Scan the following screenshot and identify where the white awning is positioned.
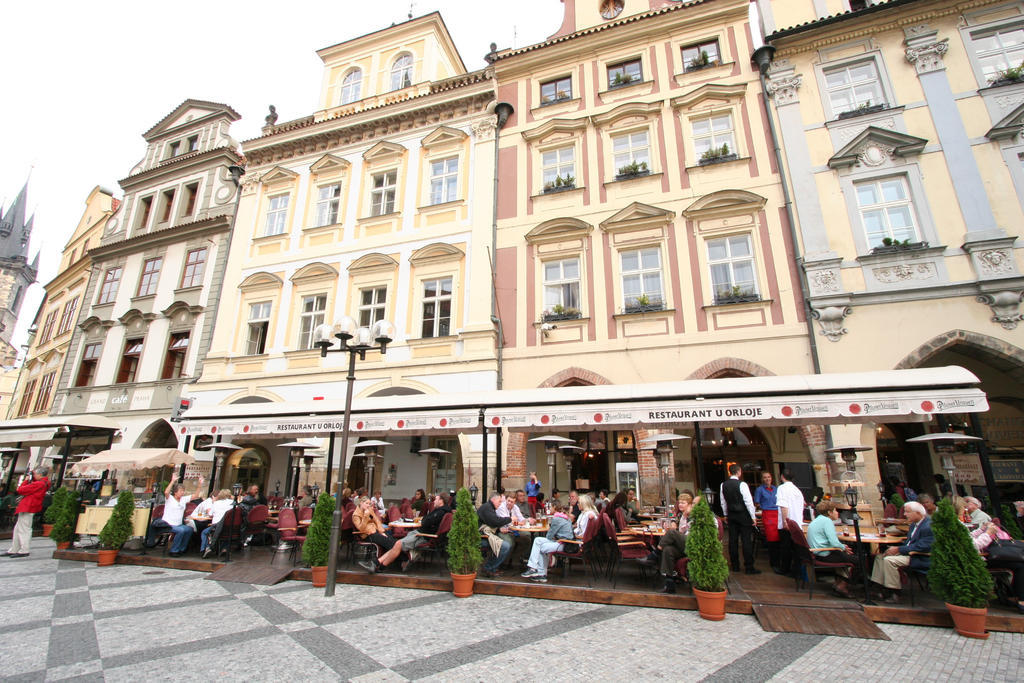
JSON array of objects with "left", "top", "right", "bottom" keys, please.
[
  {"left": 177, "top": 366, "right": 987, "bottom": 436},
  {"left": 70, "top": 448, "right": 193, "bottom": 475},
  {"left": 0, "top": 415, "right": 121, "bottom": 446}
]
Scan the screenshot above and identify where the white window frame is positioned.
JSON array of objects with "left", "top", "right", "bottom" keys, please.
[
  {"left": 97, "top": 267, "right": 122, "bottom": 305},
  {"left": 542, "top": 146, "right": 576, "bottom": 189},
  {"left": 692, "top": 112, "right": 736, "bottom": 159},
  {"left": 391, "top": 54, "right": 413, "bottom": 91},
  {"left": 542, "top": 258, "right": 581, "bottom": 314},
  {"left": 420, "top": 277, "right": 453, "bottom": 338},
  {"left": 246, "top": 301, "right": 271, "bottom": 355},
  {"left": 297, "top": 294, "right": 327, "bottom": 350},
  {"left": 620, "top": 248, "right": 664, "bottom": 309},
  {"left": 682, "top": 40, "right": 721, "bottom": 71},
  {"left": 370, "top": 170, "right": 397, "bottom": 216},
  {"left": 429, "top": 157, "right": 459, "bottom": 205},
  {"left": 612, "top": 130, "right": 650, "bottom": 173},
  {"left": 540, "top": 76, "right": 573, "bottom": 105},
  {"left": 964, "top": 19, "right": 1024, "bottom": 86},
  {"left": 340, "top": 68, "right": 362, "bottom": 105},
  {"left": 852, "top": 176, "right": 923, "bottom": 249},
  {"left": 264, "top": 194, "right": 289, "bottom": 236},
  {"left": 816, "top": 54, "right": 895, "bottom": 119},
  {"left": 314, "top": 183, "right": 342, "bottom": 227},
  {"left": 358, "top": 286, "right": 387, "bottom": 327},
  {"left": 707, "top": 235, "right": 759, "bottom": 303}
]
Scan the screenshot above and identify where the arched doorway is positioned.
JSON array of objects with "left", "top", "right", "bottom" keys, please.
[
  {"left": 136, "top": 420, "right": 177, "bottom": 448},
  {"left": 695, "top": 426, "right": 772, "bottom": 495},
  {"left": 225, "top": 446, "right": 270, "bottom": 493}
]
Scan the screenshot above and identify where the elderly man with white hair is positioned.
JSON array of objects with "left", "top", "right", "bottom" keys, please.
[
  {"left": 870, "top": 501, "right": 933, "bottom": 603},
  {"left": 964, "top": 497, "right": 991, "bottom": 526}
]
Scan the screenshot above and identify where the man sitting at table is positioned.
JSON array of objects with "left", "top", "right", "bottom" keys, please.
[
  {"left": 513, "top": 490, "right": 531, "bottom": 520},
  {"left": 806, "top": 500, "right": 855, "bottom": 598},
  {"left": 238, "top": 484, "right": 266, "bottom": 513},
  {"left": 354, "top": 496, "right": 405, "bottom": 572},
  {"left": 478, "top": 492, "right": 513, "bottom": 577},
  {"left": 964, "top": 497, "right": 992, "bottom": 526},
  {"left": 200, "top": 489, "right": 236, "bottom": 557},
  {"left": 401, "top": 492, "right": 451, "bottom": 563},
  {"left": 146, "top": 476, "right": 204, "bottom": 555},
  {"left": 870, "top": 501, "right": 933, "bottom": 603}
]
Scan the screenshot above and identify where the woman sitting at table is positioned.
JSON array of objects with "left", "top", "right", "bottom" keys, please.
[
  {"left": 353, "top": 496, "right": 405, "bottom": 573},
  {"left": 297, "top": 485, "right": 314, "bottom": 509},
  {"left": 521, "top": 496, "right": 598, "bottom": 583},
  {"left": 971, "top": 522, "right": 1024, "bottom": 613},
  {"left": 370, "top": 490, "right": 386, "bottom": 516},
  {"left": 607, "top": 492, "right": 631, "bottom": 529},
  {"left": 200, "top": 490, "right": 237, "bottom": 557},
  {"left": 651, "top": 493, "right": 694, "bottom": 594},
  {"left": 806, "top": 500, "right": 855, "bottom": 598},
  {"left": 411, "top": 489, "right": 427, "bottom": 514}
]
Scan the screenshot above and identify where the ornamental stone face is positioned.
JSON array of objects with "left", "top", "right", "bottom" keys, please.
[
  {"left": 471, "top": 116, "right": 497, "bottom": 140},
  {"left": 977, "top": 249, "right": 1014, "bottom": 276},
  {"left": 811, "top": 305, "right": 852, "bottom": 342},
  {"left": 809, "top": 269, "right": 840, "bottom": 295}
]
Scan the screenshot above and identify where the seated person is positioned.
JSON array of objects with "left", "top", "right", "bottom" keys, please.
[
  {"left": 870, "top": 501, "right": 932, "bottom": 603},
  {"left": 400, "top": 493, "right": 451, "bottom": 562},
  {"left": 626, "top": 489, "right": 640, "bottom": 521},
  {"left": 567, "top": 490, "right": 581, "bottom": 521},
  {"left": 145, "top": 476, "right": 204, "bottom": 556},
  {"left": 354, "top": 496, "right": 404, "bottom": 573},
  {"left": 964, "top": 497, "right": 992, "bottom": 526},
  {"left": 521, "top": 498, "right": 598, "bottom": 583},
  {"left": 917, "top": 493, "right": 937, "bottom": 517},
  {"left": 606, "top": 492, "right": 631, "bottom": 529},
  {"left": 477, "top": 492, "right": 513, "bottom": 577},
  {"left": 238, "top": 485, "right": 266, "bottom": 513},
  {"left": 506, "top": 494, "right": 529, "bottom": 525},
  {"left": 370, "top": 490, "right": 386, "bottom": 516},
  {"left": 513, "top": 490, "right": 531, "bottom": 520},
  {"left": 651, "top": 494, "right": 694, "bottom": 594},
  {"left": 297, "top": 485, "right": 314, "bottom": 509},
  {"left": 596, "top": 490, "right": 610, "bottom": 511},
  {"left": 411, "top": 489, "right": 427, "bottom": 514},
  {"left": 200, "top": 490, "right": 237, "bottom": 557},
  {"left": 805, "top": 500, "right": 855, "bottom": 598},
  {"left": 972, "top": 522, "right": 1024, "bottom": 614}
]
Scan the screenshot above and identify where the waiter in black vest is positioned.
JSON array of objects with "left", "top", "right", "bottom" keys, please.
[{"left": 719, "top": 463, "right": 761, "bottom": 574}]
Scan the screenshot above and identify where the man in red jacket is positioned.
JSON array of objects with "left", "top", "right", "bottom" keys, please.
[{"left": 3, "top": 466, "right": 50, "bottom": 558}]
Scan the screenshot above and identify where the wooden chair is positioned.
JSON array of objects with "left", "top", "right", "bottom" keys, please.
[
  {"left": 899, "top": 552, "right": 930, "bottom": 606},
  {"left": 786, "top": 519, "right": 855, "bottom": 599},
  {"left": 415, "top": 512, "right": 453, "bottom": 575},
  {"left": 550, "top": 513, "right": 603, "bottom": 586}
]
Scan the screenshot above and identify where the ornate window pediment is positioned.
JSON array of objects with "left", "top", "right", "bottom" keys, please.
[
  {"left": 590, "top": 101, "right": 661, "bottom": 129},
  {"left": 347, "top": 253, "right": 399, "bottom": 273},
  {"left": 683, "top": 190, "right": 767, "bottom": 220},
  {"left": 409, "top": 242, "right": 464, "bottom": 265},
  {"left": 118, "top": 308, "right": 157, "bottom": 326},
  {"left": 78, "top": 315, "right": 113, "bottom": 335},
  {"left": 238, "top": 271, "right": 284, "bottom": 291},
  {"left": 522, "top": 117, "right": 588, "bottom": 143},
  {"left": 363, "top": 141, "right": 406, "bottom": 162},
  {"left": 525, "top": 217, "right": 593, "bottom": 245},
  {"left": 827, "top": 126, "right": 927, "bottom": 169},
  {"left": 309, "top": 154, "right": 350, "bottom": 174},
  {"left": 670, "top": 82, "right": 747, "bottom": 111},
  {"left": 260, "top": 166, "right": 299, "bottom": 184},
  {"left": 289, "top": 262, "right": 339, "bottom": 284},
  {"left": 986, "top": 101, "right": 1024, "bottom": 140},
  {"left": 421, "top": 126, "right": 468, "bottom": 148},
  {"left": 163, "top": 300, "right": 203, "bottom": 329},
  {"left": 600, "top": 202, "right": 675, "bottom": 233}
]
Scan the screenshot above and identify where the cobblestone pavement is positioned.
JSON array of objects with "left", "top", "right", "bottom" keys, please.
[{"left": 1, "top": 537, "right": 1021, "bottom": 682}]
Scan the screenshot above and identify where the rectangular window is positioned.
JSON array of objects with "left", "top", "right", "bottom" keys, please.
[
  {"left": 117, "top": 338, "right": 144, "bottom": 384},
  {"left": 358, "top": 286, "right": 387, "bottom": 327},
  {"left": 543, "top": 258, "right": 580, "bottom": 313},
  {"left": 429, "top": 157, "right": 459, "bottom": 205},
  {"left": 264, "top": 194, "right": 289, "bottom": 236},
  {"left": 972, "top": 26, "right": 1024, "bottom": 82},
  {"left": 540, "top": 76, "right": 573, "bottom": 105},
  {"left": 187, "top": 135, "right": 199, "bottom": 152},
  {"left": 75, "top": 342, "right": 102, "bottom": 387},
  {"left": 682, "top": 40, "right": 721, "bottom": 71},
  {"left": 708, "top": 235, "right": 758, "bottom": 303},
  {"left": 183, "top": 183, "right": 199, "bottom": 216},
  {"left": 97, "top": 267, "right": 122, "bottom": 305},
  {"left": 17, "top": 379, "right": 36, "bottom": 417},
  {"left": 57, "top": 296, "right": 79, "bottom": 336},
  {"left": 621, "top": 248, "right": 663, "bottom": 309},
  {"left": 180, "top": 248, "right": 207, "bottom": 288},
  {"left": 854, "top": 177, "right": 920, "bottom": 249},
  {"left": 612, "top": 131, "right": 650, "bottom": 172},
  {"left": 162, "top": 332, "right": 190, "bottom": 379},
  {"left": 246, "top": 302, "right": 271, "bottom": 355},
  {"left": 33, "top": 372, "right": 55, "bottom": 413},
  {"left": 608, "top": 59, "right": 642, "bottom": 88},
  {"left": 542, "top": 147, "right": 576, "bottom": 188},
  {"left": 370, "top": 171, "right": 397, "bottom": 216},
  {"left": 314, "top": 183, "right": 342, "bottom": 227},
  {"left": 823, "top": 61, "right": 884, "bottom": 115},
  {"left": 136, "top": 196, "right": 153, "bottom": 231},
  {"left": 692, "top": 113, "right": 735, "bottom": 159},
  {"left": 160, "top": 189, "right": 175, "bottom": 223},
  {"left": 421, "top": 277, "right": 452, "bottom": 338},
  {"left": 298, "top": 294, "right": 327, "bottom": 350},
  {"left": 136, "top": 257, "right": 162, "bottom": 297},
  {"left": 167, "top": 141, "right": 180, "bottom": 158},
  {"left": 39, "top": 310, "right": 58, "bottom": 344}
]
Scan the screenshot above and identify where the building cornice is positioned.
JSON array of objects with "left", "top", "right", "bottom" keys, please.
[
  {"left": 118, "top": 147, "right": 242, "bottom": 189},
  {"left": 91, "top": 213, "right": 233, "bottom": 261}
]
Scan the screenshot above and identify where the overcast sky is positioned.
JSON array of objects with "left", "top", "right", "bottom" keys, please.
[{"left": 0, "top": 0, "right": 565, "bottom": 354}]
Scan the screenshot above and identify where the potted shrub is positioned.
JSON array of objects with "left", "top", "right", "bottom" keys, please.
[
  {"left": 97, "top": 490, "right": 136, "bottom": 566},
  {"left": 928, "top": 498, "right": 993, "bottom": 639},
  {"left": 301, "top": 493, "right": 335, "bottom": 587},
  {"left": 699, "top": 143, "right": 737, "bottom": 165},
  {"left": 43, "top": 487, "right": 67, "bottom": 536},
  {"left": 890, "top": 492, "right": 906, "bottom": 510},
  {"left": 988, "top": 61, "right": 1024, "bottom": 87},
  {"left": 616, "top": 160, "right": 649, "bottom": 180},
  {"left": 446, "top": 487, "right": 483, "bottom": 597},
  {"left": 687, "top": 498, "right": 730, "bottom": 620},
  {"left": 50, "top": 489, "right": 79, "bottom": 550}
]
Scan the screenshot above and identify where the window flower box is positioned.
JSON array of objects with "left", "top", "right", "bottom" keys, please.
[
  {"left": 870, "top": 239, "right": 928, "bottom": 255},
  {"left": 624, "top": 296, "right": 665, "bottom": 314},
  {"left": 837, "top": 102, "right": 887, "bottom": 120},
  {"left": 615, "top": 161, "right": 649, "bottom": 181},
  {"left": 542, "top": 307, "right": 582, "bottom": 322},
  {"left": 542, "top": 175, "right": 577, "bottom": 194},
  {"left": 714, "top": 288, "right": 760, "bottom": 305},
  {"left": 698, "top": 153, "right": 738, "bottom": 166},
  {"left": 609, "top": 74, "right": 640, "bottom": 89}
]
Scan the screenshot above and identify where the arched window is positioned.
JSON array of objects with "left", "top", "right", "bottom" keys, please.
[
  {"left": 340, "top": 68, "right": 362, "bottom": 105},
  {"left": 390, "top": 54, "right": 413, "bottom": 91}
]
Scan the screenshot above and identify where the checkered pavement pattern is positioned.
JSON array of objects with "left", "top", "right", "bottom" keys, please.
[{"left": 1, "top": 537, "right": 1020, "bottom": 681}]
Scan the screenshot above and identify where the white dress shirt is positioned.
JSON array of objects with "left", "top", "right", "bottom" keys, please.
[
  {"left": 161, "top": 494, "right": 192, "bottom": 526},
  {"left": 775, "top": 481, "right": 805, "bottom": 529},
  {"left": 719, "top": 476, "right": 756, "bottom": 519}
]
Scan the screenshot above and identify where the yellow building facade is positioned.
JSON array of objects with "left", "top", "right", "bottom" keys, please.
[{"left": 758, "top": 0, "right": 1024, "bottom": 505}]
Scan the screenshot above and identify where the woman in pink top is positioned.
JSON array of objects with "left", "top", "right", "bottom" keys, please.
[{"left": 972, "top": 523, "right": 1024, "bottom": 613}]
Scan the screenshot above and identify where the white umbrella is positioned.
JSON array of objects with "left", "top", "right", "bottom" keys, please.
[{"left": 70, "top": 448, "right": 194, "bottom": 475}]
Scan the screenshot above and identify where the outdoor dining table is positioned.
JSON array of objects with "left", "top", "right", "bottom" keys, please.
[
  {"left": 511, "top": 522, "right": 549, "bottom": 533},
  {"left": 838, "top": 532, "right": 906, "bottom": 554},
  {"left": 385, "top": 520, "right": 421, "bottom": 529}
]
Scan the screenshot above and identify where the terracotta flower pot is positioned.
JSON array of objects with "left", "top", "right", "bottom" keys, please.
[
  {"left": 56, "top": 541, "right": 71, "bottom": 550},
  {"left": 96, "top": 549, "right": 119, "bottom": 567},
  {"left": 946, "top": 603, "right": 989, "bottom": 639},
  {"left": 311, "top": 565, "right": 328, "bottom": 587},
  {"left": 42, "top": 524, "right": 53, "bottom": 537},
  {"left": 450, "top": 572, "right": 476, "bottom": 598},
  {"left": 693, "top": 588, "right": 727, "bottom": 621}
]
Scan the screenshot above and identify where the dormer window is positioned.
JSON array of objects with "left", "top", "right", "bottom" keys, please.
[
  {"left": 167, "top": 141, "right": 180, "bottom": 159},
  {"left": 341, "top": 68, "right": 362, "bottom": 105},
  {"left": 187, "top": 135, "right": 199, "bottom": 152},
  {"left": 391, "top": 54, "right": 413, "bottom": 91}
]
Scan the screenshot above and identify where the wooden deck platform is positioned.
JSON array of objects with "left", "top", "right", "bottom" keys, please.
[{"left": 54, "top": 545, "right": 1024, "bottom": 636}]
